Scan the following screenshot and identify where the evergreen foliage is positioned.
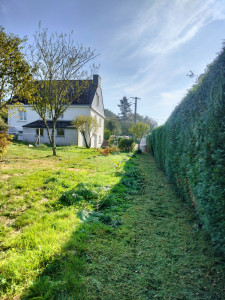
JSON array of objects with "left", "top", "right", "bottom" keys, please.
[
  {"left": 118, "top": 138, "right": 135, "bottom": 152},
  {"left": 147, "top": 45, "right": 225, "bottom": 255},
  {"left": 117, "top": 96, "right": 132, "bottom": 121}
]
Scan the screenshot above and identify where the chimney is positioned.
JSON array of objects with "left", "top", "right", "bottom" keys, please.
[{"left": 93, "top": 74, "right": 101, "bottom": 86}]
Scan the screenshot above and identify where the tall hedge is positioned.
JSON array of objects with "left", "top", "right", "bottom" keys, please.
[{"left": 147, "top": 46, "right": 225, "bottom": 254}]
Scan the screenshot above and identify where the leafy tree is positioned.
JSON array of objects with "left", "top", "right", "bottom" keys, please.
[
  {"left": 104, "top": 109, "right": 117, "bottom": 119},
  {"left": 104, "top": 109, "right": 121, "bottom": 135},
  {"left": 120, "top": 120, "right": 134, "bottom": 136},
  {"left": 105, "top": 119, "right": 121, "bottom": 135},
  {"left": 0, "top": 26, "right": 33, "bottom": 112},
  {"left": 104, "top": 108, "right": 157, "bottom": 136},
  {"left": 129, "top": 122, "right": 149, "bottom": 149},
  {"left": 104, "top": 129, "right": 111, "bottom": 140},
  {"left": 0, "top": 26, "right": 34, "bottom": 157},
  {"left": 118, "top": 96, "right": 132, "bottom": 121},
  {"left": 72, "top": 115, "right": 98, "bottom": 148},
  {"left": 0, "top": 116, "right": 12, "bottom": 159},
  {"left": 28, "top": 24, "right": 98, "bottom": 155},
  {"left": 130, "top": 113, "right": 158, "bottom": 132}
]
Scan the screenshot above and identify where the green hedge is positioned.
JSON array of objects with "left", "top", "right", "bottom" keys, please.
[{"left": 147, "top": 46, "right": 225, "bottom": 254}]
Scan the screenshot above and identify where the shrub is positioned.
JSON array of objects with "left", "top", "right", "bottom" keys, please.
[
  {"left": 97, "top": 146, "right": 119, "bottom": 156},
  {"left": 0, "top": 131, "right": 12, "bottom": 159},
  {"left": 118, "top": 138, "right": 135, "bottom": 152},
  {"left": 104, "top": 129, "right": 111, "bottom": 140},
  {"left": 147, "top": 45, "right": 225, "bottom": 255}
]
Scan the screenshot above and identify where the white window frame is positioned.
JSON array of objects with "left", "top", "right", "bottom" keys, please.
[{"left": 19, "top": 111, "right": 27, "bottom": 121}]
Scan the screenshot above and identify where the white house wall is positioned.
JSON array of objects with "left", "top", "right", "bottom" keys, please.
[
  {"left": 8, "top": 106, "right": 41, "bottom": 134},
  {"left": 91, "top": 86, "right": 105, "bottom": 117},
  {"left": 90, "top": 109, "right": 104, "bottom": 148},
  {"left": 63, "top": 106, "right": 90, "bottom": 120},
  {"left": 23, "top": 128, "right": 78, "bottom": 146}
]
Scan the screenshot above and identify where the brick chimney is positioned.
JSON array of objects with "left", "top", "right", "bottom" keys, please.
[{"left": 93, "top": 74, "right": 101, "bottom": 87}]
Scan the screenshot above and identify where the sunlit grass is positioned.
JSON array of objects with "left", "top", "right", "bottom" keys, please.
[{"left": 0, "top": 142, "right": 132, "bottom": 298}]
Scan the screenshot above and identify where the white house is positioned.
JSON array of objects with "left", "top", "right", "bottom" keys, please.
[{"left": 8, "top": 75, "right": 105, "bottom": 148}]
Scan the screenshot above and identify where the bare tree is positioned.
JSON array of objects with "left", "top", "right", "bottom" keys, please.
[{"left": 28, "top": 23, "right": 99, "bottom": 155}]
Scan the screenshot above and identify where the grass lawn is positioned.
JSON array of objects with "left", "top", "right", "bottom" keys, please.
[{"left": 0, "top": 142, "right": 225, "bottom": 299}]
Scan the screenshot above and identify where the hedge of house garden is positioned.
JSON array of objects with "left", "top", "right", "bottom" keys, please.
[{"left": 147, "top": 45, "right": 225, "bottom": 255}]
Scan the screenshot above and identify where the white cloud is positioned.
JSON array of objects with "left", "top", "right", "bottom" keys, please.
[{"left": 112, "top": 0, "right": 225, "bottom": 58}]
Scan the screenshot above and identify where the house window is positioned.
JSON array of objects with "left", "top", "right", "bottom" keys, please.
[
  {"left": 19, "top": 111, "right": 27, "bottom": 121},
  {"left": 57, "top": 129, "right": 64, "bottom": 136},
  {"left": 36, "top": 128, "right": 43, "bottom": 136},
  {"left": 99, "top": 118, "right": 101, "bottom": 127}
]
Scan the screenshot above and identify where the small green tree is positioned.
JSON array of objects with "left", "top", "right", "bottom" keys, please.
[
  {"left": 104, "top": 129, "right": 111, "bottom": 140},
  {"left": 129, "top": 122, "right": 149, "bottom": 149},
  {"left": 72, "top": 115, "right": 98, "bottom": 148}
]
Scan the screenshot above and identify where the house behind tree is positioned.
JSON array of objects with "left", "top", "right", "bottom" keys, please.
[{"left": 8, "top": 75, "right": 104, "bottom": 148}]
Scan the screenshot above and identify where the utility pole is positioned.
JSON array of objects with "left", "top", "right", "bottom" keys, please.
[{"left": 130, "top": 97, "right": 141, "bottom": 124}]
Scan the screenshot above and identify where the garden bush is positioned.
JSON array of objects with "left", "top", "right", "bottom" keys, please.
[
  {"left": 118, "top": 138, "right": 135, "bottom": 152},
  {"left": 104, "top": 129, "right": 111, "bottom": 140},
  {"left": 147, "top": 44, "right": 225, "bottom": 255}
]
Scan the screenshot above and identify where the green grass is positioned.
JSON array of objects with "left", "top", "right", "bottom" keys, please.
[
  {"left": 1, "top": 143, "right": 225, "bottom": 299},
  {"left": 0, "top": 142, "right": 135, "bottom": 298}
]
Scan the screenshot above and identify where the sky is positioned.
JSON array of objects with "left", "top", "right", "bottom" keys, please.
[{"left": 1, "top": 0, "right": 225, "bottom": 125}]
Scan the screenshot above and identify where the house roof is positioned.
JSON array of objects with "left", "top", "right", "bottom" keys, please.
[
  {"left": 23, "top": 120, "right": 74, "bottom": 129},
  {"left": 13, "top": 75, "right": 101, "bottom": 106}
]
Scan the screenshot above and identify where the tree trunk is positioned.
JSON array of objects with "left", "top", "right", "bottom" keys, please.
[
  {"left": 82, "top": 131, "right": 90, "bottom": 148},
  {"left": 43, "top": 120, "right": 57, "bottom": 156},
  {"left": 51, "top": 122, "right": 57, "bottom": 155}
]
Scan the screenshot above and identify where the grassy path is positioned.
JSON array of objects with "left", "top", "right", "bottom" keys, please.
[{"left": 81, "top": 153, "right": 225, "bottom": 299}]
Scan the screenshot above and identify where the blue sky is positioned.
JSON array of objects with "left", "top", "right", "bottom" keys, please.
[{"left": 1, "top": 0, "right": 225, "bottom": 124}]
